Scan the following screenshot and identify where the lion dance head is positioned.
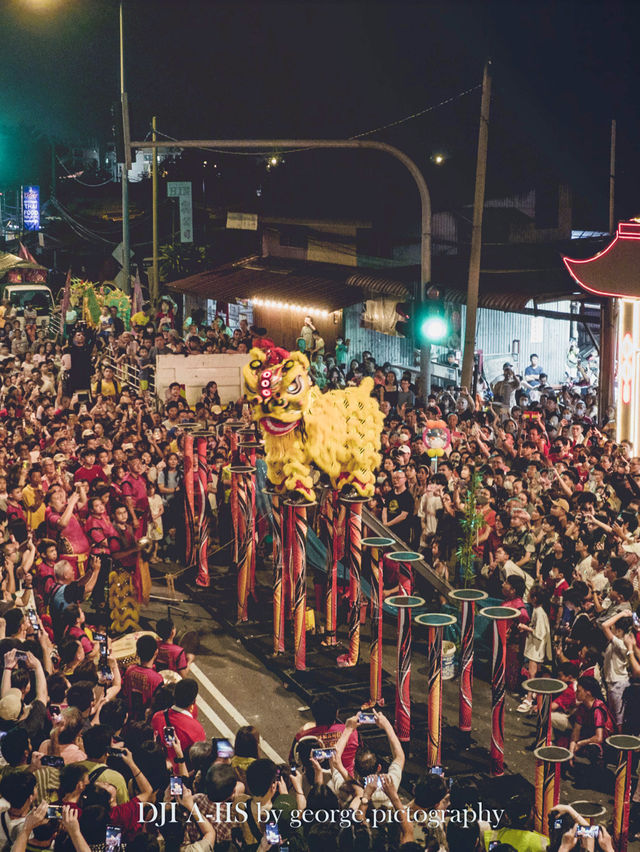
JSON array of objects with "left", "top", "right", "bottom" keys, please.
[{"left": 243, "top": 349, "right": 312, "bottom": 437}]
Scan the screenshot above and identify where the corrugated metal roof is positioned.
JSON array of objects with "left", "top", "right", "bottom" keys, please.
[{"left": 169, "top": 256, "right": 410, "bottom": 311}]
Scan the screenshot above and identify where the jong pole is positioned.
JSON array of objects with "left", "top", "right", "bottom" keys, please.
[
  {"left": 416, "top": 613, "right": 457, "bottom": 767},
  {"left": 607, "top": 734, "right": 640, "bottom": 852},
  {"left": 324, "top": 489, "right": 340, "bottom": 647},
  {"left": 480, "top": 606, "right": 519, "bottom": 776},
  {"left": 387, "top": 551, "right": 422, "bottom": 742},
  {"left": 337, "top": 496, "right": 367, "bottom": 667},
  {"left": 449, "top": 589, "right": 487, "bottom": 742},
  {"left": 239, "top": 433, "right": 260, "bottom": 597},
  {"left": 183, "top": 429, "right": 196, "bottom": 567},
  {"left": 533, "top": 746, "right": 571, "bottom": 837},
  {"left": 269, "top": 491, "right": 285, "bottom": 654},
  {"left": 285, "top": 498, "right": 315, "bottom": 671},
  {"left": 195, "top": 433, "right": 212, "bottom": 587},
  {"left": 523, "top": 678, "right": 567, "bottom": 833},
  {"left": 228, "top": 421, "right": 243, "bottom": 564},
  {"left": 363, "top": 537, "right": 394, "bottom": 706},
  {"left": 231, "top": 465, "right": 254, "bottom": 622}
]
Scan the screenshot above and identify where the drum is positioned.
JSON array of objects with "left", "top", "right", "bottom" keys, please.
[{"left": 111, "top": 630, "right": 159, "bottom": 673}]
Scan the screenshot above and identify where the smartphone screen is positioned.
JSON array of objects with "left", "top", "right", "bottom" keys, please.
[
  {"left": 15, "top": 651, "right": 27, "bottom": 663},
  {"left": 576, "top": 825, "right": 599, "bottom": 838},
  {"left": 41, "top": 756, "right": 64, "bottom": 769},
  {"left": 429, "top": 765, "right": 444, "bottom": 776},
  {"left": 265, "top": 822, "right": 281, "bottom": 844},
  {"left": 365, "top": 774, "right": 382, "bottom": 788},
  {"left": 105, "top": 825, "right": 122, "bottom": 851},
  {"left": 163, "top": 726, "right": 176, "bottom": 746},
  {"left": 27, "top": 610, "right": 39, "bottom": 631},
  {"left": 170, "top": 776, "right": 183, "bottom": 797},
  {"left": 289, "top": 761, "right": 297, "bottom": 776},
  {"left": 311, "top": 748, "right": 335, "bottom": 761},
  {"left": 216, "top": 738, "right": 234, "bottom": 759},
  {"left": 358, "top": 711, "right": 376, "bottom": 724},
  {"left": 47, "top": 804, "right": 63, "bottom": 819}
]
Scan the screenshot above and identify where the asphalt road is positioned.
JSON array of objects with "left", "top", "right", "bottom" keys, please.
[{"left": 141, "top": 575, "right": 640, "bottom": 849}]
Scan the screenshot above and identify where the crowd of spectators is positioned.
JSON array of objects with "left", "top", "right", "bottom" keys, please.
[{"left": 0, "top": 293, "right": 636, "bottom": 852}]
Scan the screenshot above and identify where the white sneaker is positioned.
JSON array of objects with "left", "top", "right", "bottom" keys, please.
[{"left": 516, "top": 699, "right": 533, "bottom": 713}]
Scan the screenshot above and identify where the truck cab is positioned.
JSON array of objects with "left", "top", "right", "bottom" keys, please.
[{"left": 3, "top": 284, "right": 55, "bottom": 332}]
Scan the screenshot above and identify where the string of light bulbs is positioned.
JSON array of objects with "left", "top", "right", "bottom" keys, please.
[{"left": 251, "top": 296, "right": 332, "bottom": 318}]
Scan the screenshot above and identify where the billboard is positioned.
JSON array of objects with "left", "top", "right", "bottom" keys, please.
[{"left": 22, "top": 185, "right": 40, "bottom": 231}]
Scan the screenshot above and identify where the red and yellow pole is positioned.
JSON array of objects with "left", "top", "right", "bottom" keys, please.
[
  {"left": 449, "top": 589, "right": 487, "bottom": 741},
  {"left": 608, "top": 734, "right": 640, "bottom": 852},
  {"left": 231, "top": 464, "right": 254, "bottom": 622},
  {"left": 324, "top": 489, "right": 340, "bottom": 647},
  {"left": 285, "top": 498, "right": 315, "bottom": 671},
  {"left": 480, "top": 606, "right": 519, "bottom": 776},
  {"left": 183, "top": 428, "right": 196, "bottom": 567},
  {"left": 337, "top": 497, "right": 366, "bottom": 668},
  {"left": 387, "top": 551, "right": 422, "bottom": 743},
  {"left": 195, "top": 432, "right": 213, "bottom": 587},
  {"left": 416, "top": 613, "right": 457, "bottom": 766},
  {"left": 522, "top": 677, "right": 567, "bottom": 832},
  {"left": 239, "top": 434, "right": 259, "bottom": 597},
  {"left": 363, "top": 536, "right": 394, "bottom": 706},
  {"left": 268, "top": 490, "right": 285, "bottom": 654},
  {"left": 533, "top": 746, "right": 571, "bottom": 837}
]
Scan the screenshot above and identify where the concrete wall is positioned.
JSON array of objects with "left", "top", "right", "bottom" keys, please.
[{"left": 155, "top": 354, "right": 251, "bottom": 407}]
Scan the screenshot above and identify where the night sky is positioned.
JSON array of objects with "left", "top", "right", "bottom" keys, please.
[{"left": 2, "top": 0, "right": 639, "bottom": 229}]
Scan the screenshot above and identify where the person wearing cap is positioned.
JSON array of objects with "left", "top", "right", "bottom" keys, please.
[
  {"left": 503, "top": 508, "right": 536, "bottom": 577},
  {"left": 491, "top": 363, "right": 521, "bottom": 411},
  {"left": 395, "top": 444, "right": 411, "bottom": 468}
]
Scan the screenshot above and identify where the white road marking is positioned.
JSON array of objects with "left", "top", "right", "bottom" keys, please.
[
  {"left": 195, "top": 695, "right": 235, "bottom": 740},
  {"left": 191, "top": 663, "right": 284, "bottom": 763}
]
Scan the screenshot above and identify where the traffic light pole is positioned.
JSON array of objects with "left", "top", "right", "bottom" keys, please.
[
  {"left": 128, "top": 136, "right": 432, "bottom": 392},
  {"left": 461, "top": 61, "right": 492, "bottom": 390}
]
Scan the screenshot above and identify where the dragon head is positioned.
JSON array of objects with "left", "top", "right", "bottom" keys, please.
[{"left": 243, "top": 348, "right": 312, "bottom": 436}]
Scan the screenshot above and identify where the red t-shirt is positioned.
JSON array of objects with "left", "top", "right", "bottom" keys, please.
[
  {"left": 155, "top": 642, "right": 188, "bottom": 672},
  {"left": 122, "top": 665, "right": 163, "bottom": 713},
  {"left": 553, "top": 681, "right": 576, "bottom": 713},
  {"left": 574, "top": 698, "right": 615, "bottom": 739},
  {"left": 110, "top": 796, "right": 142, "bottom": 842},
  {"left": 74, "top": 465, "right": 108, "bottom": 485}
]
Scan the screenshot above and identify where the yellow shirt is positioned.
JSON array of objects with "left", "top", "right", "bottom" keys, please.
[{"left": 22, "top": 484, "right": 46, "bottom": 531}]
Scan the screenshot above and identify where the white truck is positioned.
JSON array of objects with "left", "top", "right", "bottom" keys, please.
[{"left": 2, "top": 283, "right": 55, "bottom": 333}]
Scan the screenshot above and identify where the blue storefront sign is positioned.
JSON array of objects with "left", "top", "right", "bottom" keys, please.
[{"left": 22, "top": 185, "right": 40, "bottom": 231}]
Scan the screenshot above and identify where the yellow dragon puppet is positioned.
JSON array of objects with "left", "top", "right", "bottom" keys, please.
[{"left": 243, "top": 349, "right": 384, "bottom": 502}]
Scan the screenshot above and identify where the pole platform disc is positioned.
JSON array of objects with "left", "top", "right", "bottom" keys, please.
[
  {"left": 193, "top": 430, "right": 218, "bottom": 436},
  {"left": 284, "top": 498, "right": 317, "bottom": 508},
  {"left": 230, "top": 465, "right": 256, "bottom": 474},
  {"left": 570, "top": 801, "right": 608, "bottom": 819},
  {"left": 449, "top": 589, "right": 488, "bottom": 602},
  {"left": 480, "top": 605, "right": 520, "bottom": 620},
  {"left": 606, "top": 734, "right": 640, "bottom": 751},
  {"left": 522, "top": 678, "right": 567, "bottom": 695},
  {"left": 362, "top": 537, "right": 395, "bottom": 547},
  {"left": 226, "top": 420, "right": 246, "bottom": 429},
  {"left": 386, "top": 594, "right": 425, "bottom": 610},
  {"left": 533, "top": 745, "right": 572, "bottom": 763},
  {"left": 388, "top": 551, "right": 422, "bottom": 562},
  {"left": 340, "top": 495, "right": 370, "bottom": 504},
  {"left": 415, "top": 612, "right": 457, "bottom": 628}
]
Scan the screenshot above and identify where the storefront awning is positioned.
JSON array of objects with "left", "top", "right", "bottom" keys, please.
[{"left": 169, "top": 256, "right": 411, "bottom": 312}]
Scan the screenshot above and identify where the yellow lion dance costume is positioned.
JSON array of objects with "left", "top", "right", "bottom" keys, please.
[{"left": 243, "top": 349, "right": 384, "bottom": 502}]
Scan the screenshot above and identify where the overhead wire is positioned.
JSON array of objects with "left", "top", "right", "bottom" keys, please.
[{"left": 152, "top": 80, "right": 482, "bottom": 159}]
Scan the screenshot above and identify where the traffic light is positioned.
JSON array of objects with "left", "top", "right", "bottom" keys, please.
[{"left": 415, "top": 297, "right": 450, "bottom": 344}]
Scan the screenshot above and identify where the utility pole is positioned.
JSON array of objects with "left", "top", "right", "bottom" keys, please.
[
  {"left": 461, "top": 61, "right": 492, "bottom": 390},
  {"left": 151, "top": 115, "right": 159, "bottom": 306},
  {"left": 600, "top": 119, "right": 618, "bottom": 416},
  {"left": 119, "top": 1, "right": 130, "bottom": 293}
]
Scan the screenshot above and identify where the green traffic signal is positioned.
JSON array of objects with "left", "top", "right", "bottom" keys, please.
[
  {"left": 419, "top": 314, "right": 448, "bottom": 342},
  {"left": 416, "top": 299, "right": 450, "bottom": 344}
]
